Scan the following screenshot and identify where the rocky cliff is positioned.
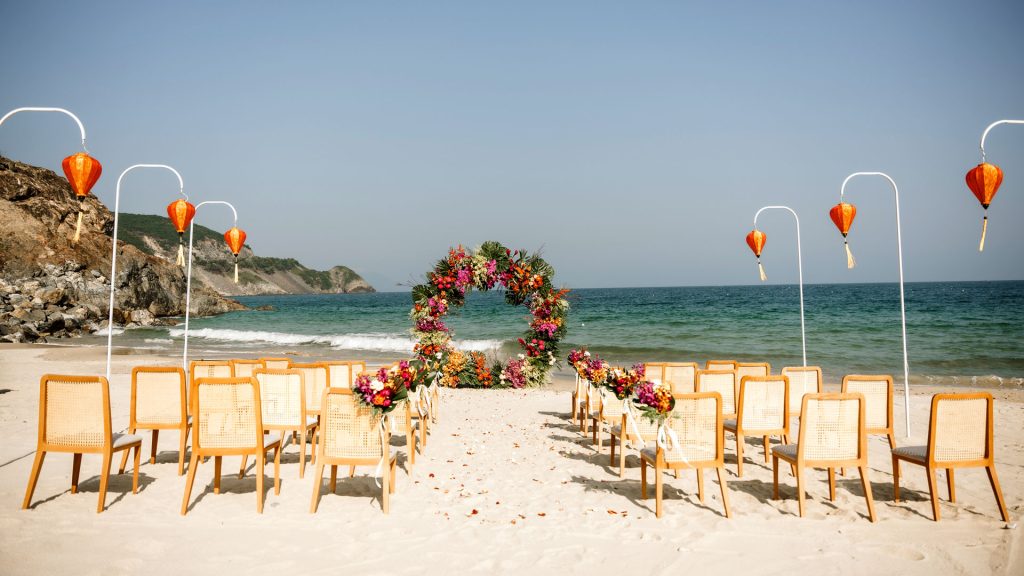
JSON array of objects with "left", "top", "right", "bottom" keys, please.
[
  {"left": 118, "top": 213, "right": 375, "bottom": 296},
  {"left": 0, "top": 156, "right": 244, "bottom": 343}
]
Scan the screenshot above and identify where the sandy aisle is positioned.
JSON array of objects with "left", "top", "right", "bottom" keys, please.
[{"left": 0, "top": 344, "right": 1021, "bottom": 575}]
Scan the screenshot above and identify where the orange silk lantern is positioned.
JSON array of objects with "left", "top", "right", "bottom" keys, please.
[
  {"left": 224, "top": 227, "right": 247, "bottom": 283},
  {"left": 166, "top": 199, "right": 196, "bottom": 267},
  {"left": 745, "top": 229, "right": 768, "bottom": 281},
  {"left": 965, "top": 162, "right": 1003, "bottom": 251},
  {"left": 829, "top": 202, "right": 857, "bottom": 269},
  {"left": 61, "top": 152, "right": 102, "bottom": 244}
]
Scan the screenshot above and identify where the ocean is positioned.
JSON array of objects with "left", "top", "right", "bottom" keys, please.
[{"left": 90, "top": 281, "right": 1024, "bottom": 387}]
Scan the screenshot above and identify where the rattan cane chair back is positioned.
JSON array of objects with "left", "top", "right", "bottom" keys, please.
[
  {"left": 705, "top": 360, "right": 738, "bottom": 371},
  {"left": 842, "top": 374, "right": 895, "bottom": 448},
  {"left": 323, "top": 360, "right": 354, "bottom": 389},
  {"left": 122, "top": 366, "right": 190, "bottom": 475},
  {"left": 293, "top": 362, "right": 330, "bottom": 416},
  {"left": 256, "top": 369, "right": 305, "bottom": 429},
  {"left": 189, "top": 360, "right": 233, "bottom": 385},
  {"left": 260, "top": 357, "right": 292, "bottom": 370},
  {"left": 643, "top": 363, "right": 666, "bottom": 383},
  {"left": 230, "top": 359, "right": 262, "bottom": 379},
  {"left": 695, "top": 369, "right": 738, "bottom": 418},
  {"left": 736, "top": 362, "right": 770, "bottom": 384},
  {"left": 663, "top": 362, "right": 698, "bottom": 394},
  {"left": 781, "top": 366, "right": 822, "bottom": 417}
]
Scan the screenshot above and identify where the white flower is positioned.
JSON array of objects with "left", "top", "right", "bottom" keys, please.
[
  {"left": 517, "top": 354, "right": 525, "bottom": 360},
  {"left": 371, "top": 379, "right": 385, "bottom": 392}
]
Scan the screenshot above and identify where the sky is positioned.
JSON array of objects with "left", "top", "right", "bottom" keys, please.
[{"left": 1, "top": 0, "right": 1022, "bottom": 291}]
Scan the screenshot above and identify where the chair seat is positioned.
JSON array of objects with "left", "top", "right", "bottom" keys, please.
[
  {"left": 262, "top": 433, "right": 281, "bottom": 450},
  {"left": 306, "top": 416, "right": 318, "bottom": 428},
  {"left": 723, "top": 419, "right": 737, "bottom": 432},
  {"left": 892, "top": 445, "right": 928, "bottom": 463},
  {"left": 641, "top": 445, "right": 716, "bottom": 464},
  {"left": 772, "top": 443, "right": 798, "bottom": 461},
  {"left": 112, "top": 432, "right": 143, "bottom": 451}
]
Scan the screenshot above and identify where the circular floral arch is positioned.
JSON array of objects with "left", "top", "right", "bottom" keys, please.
[{"left": 410, "top": 241, "right": 570, "bottom": 388}]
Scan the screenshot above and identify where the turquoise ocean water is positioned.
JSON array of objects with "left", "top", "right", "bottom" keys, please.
[{"left": 95, "top": 281, "right": 1024, "bottom": 386}]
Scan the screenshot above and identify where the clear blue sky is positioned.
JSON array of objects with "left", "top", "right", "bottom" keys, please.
[{"left": 2, "top": 1, "right": 1022, "bottom": 290}]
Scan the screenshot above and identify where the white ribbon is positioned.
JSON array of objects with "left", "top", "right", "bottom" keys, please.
[
  {"left": 623, "top": 398, "right": 646, "bottom": 450},
  {"left": 373, "top": 414, "right": 389, "bottom": 489},
  {"left": 656, "top": 421, "right": 687, "bottom": 465}
]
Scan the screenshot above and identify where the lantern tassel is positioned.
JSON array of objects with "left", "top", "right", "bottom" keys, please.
[
  {"left": 72, "top": 211, "right": 83, "bottom": 244},
  {"left": 844, "top": 240, "right": 856, "bottom": 269},
  {"left": 979, "top": 215, "right": 988, "bottom": 252},
  {"left": 757, "top": 259, "right": 767, "bottom": 282},
  {"left": 234, "top": 255, "right": 239, "bottom": 284},
  {"left": 176, "top": 243, "right": 185, "bottom": 266}
]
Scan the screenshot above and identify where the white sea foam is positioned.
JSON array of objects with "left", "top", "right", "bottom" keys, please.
[
  {"left": 144, "top": 338, "right": 174, "bottom": 345},
  {"left": 166, "top": 327, "right": 502, "bottom": 354},
  {"left": 94, "top": 326, "right": 125, "bottom": 336}
]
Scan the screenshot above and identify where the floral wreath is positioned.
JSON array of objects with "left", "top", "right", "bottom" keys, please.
[{"left": 410, "top": 241, "right": 570, "bottom": 388}]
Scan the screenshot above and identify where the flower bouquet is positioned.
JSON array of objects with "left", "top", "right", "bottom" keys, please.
[
  {"left": 353, "top": 367, "right": 409, "bottom": 415},
  {"left": 632, "top": 379, "right": 675, "bottom": 424},
  {"left": 601, "top": 364, "right": 644, "bottom": 400}
]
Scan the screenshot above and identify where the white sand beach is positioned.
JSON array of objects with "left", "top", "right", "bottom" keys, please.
[{"left": 0, "top": 344, "right": 1021, "bottom": 575}]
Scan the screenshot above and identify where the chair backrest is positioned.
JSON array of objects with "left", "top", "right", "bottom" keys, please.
[
  {"left": 320, "top": 387, "right": 384, "bottom": 460},
  {"left": 131, "top": 366, "right": 187, "bottom": 427},
  {"left": 260, "top": 357, "right": 292, "bottom": 370},
  {"left": 737, "top": 375, "right": 789, "bottom": 432},
  {"left": 664, "top": 392, "right": 723, "bottom": 464},
  {"left": 38, "top": 374, "right": 111, "bottom": 450},
  {"left": 929, "top": 393, "right": 993, "bottom": 465},
  {"left": 841, "top": 375, "right": 893, "bottom": 433},
  {"left": 190, "top": 360, "right": 232, "bottom": 384},
  {"left": 663, "top": 362, "right": 698, "bottom": 394},
  {"left": 293, "top": 362, "right": 330, "bottom": 413},
  {"left": 781, "top": 366, "right": 822, "bottom": 415},
  {"left": 736, "top": 362, "right": 770, "bottom": 383},
  {"left": 695, "top": 370, "right": 737, "bottom": 416},
  {"left": 599, "top": 388, "right": 626, "bottom": 420},
  {"left": 797, "top": 393, "right": 865, "bottom": 464},
  {"left": 323, "top": 361, "right": 353, "bottom": 389},
  {"left": 192, "top": 376, "right": 263, "bottom": 451},
  {"left": 643, "top": 363, "right": 666, "bottom": 383},
  {"left": 230, "top": 359, "right": 262, "bottom": 379},
  {"left": 705, "top": 360, "right": 738, "bottom": 371},
  {"left": 349, "top": 361, "right": 367, "bottom": 377},
  {"left": 254, "top": 368, "right": 305, "bottom": 428}
]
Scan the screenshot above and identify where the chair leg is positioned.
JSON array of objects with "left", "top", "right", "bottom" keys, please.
[
  {"left": 735, "top": 435, "right": 744, "bottom": 478},
  {"left": 772, "top": 455, "right": 779, "bottom": 500},
  {"left": 696, "top": 468, "right": 705, "bottom": 503},
  {"left": 892, "top": 455, "right": 901, "bottom": 501},
  {"left": 180, "top": 452, "right": 200, "bottom": 515},
  {"left": 926, "top": 466, "right": 941, "bottom": 521},
  {"left": 132, "top": 444, "right": 141, "bottom": 493},
  {"left": 238, "top": 454, "right": 248, "bottom": 479},
  {"left": 946, "top": 468, "right": 956, "bottom": 503},
  {"left": 71, "top": 452, "right": 83, "bottom": 493},
  {"left": 299, "top": 429, "right": 307, "bottom": 479},
  {"left": 273, "top": 445, "right": 281, "bottom": 496},
  {"left": 150, "top": 429, "right": 160, "bottom": 464},
  {"left": 97, "top": 451, "right": 112, "bottom": 513},
  {"left": 591, "top": 419, "right": 598, "bottom": 446},
  {"left": 986, "top": 465, "right": 1010, "bottom": 522},
  {"left": 118, "top": 427, "right": 136, "bottom": 473},
  {"left": 382, "top": 460, "right": 390, "bottom": 515},
  {"left": 762, "top": 435, "right": 770, "bottom": 463},
  {"left": 640, "top": 457, "right": 648, "bottom": 500},
  {"left": 349, "top": 465, "right": 356, "bottom": 478},
  {"left": 309, "top": 463, "right": 325, "bottom": 513},
  {"left": 828, "top": 468, "right": 836, "bottom": 501},
  {"left": 178, "top": 426, "right": 189, "bottom": 476},
  {"left": 887, "top": 432, "right": 896, "bottom": 450},
  {"left": 214, "top": 456, "right": 224, "bottom": 494},
  {"left": 655, "top": 462, "right": 664, "bottom": 518},
  {"left": 717, "top": 467, "right": 731, "bottom": 518},
  {"left": 330, "top": 465, "right": 337, "bottom": 493},
  {"left": 795, "top": 466, "right": 805, "bottom": 518},
  {"left": 859, "top": 465, "right": 876, "bottom": 522},
  {"left": 22, "top": 450, "right": 46, "bottom": 509},
  {"left": 389, "top": 458, "right": 397, "bottom": 493},
  {"left": 618, "top": 435, "right": 628, "bottom": 479},
  {"left": 256, "top": 451, "right": 265, "bottom": 514}
]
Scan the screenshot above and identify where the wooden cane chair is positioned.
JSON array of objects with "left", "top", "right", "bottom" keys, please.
[
  {"left": 842, "top": 375, "right": 896, "bottom": 449},
  {"left": 117, "top": 366, "right": 189, "bottom": 477},
  {"left": 609, "top": 405, "right": 661, "bottom": 478},
  {"left": 260, "top": 357, "right": 292, "bottom": 370},
  {"left": 695, "top": 369, "right": 738, "bottom": 420},
  {"left": 181, "top": 377, "right": 281, "bottom": 515},
  {"left": 255, "top": 368, "right": 318, "bottom": 478},
  {"left": 892, "top": 393, "right": 1009, "bottom": 522},
  {"left": 592, "top": 388, "right": 627, "bottom": 452},
  {"left": 736, "top": 362, "right": 770, "bottom": 383},
  {"left": 230, "top": 359, "right": 262, "bottom": 379},
  {"left": 323, "top": 360, "right": 354, "bottom": 389},
  {"left": 349, "top": 361, "right": 367, "bottom": 378},
  {"left": 781, "top": 366, "right": 823, "bottom": 422},
  {"left": 23, "top": 375, "right": 142, "bottom": 513},
  {"left": 663, "top": 362, "right": 698, "bottom": 394},
  {"left": 309, "top": 388, "right": 397, "bottom": 514},
  {"left": 576, "top": 379, "right": 602, "bottom": 435},
  {"left": 640, "top": 392, "right": 730, "bottom": 518},
  {"left": 190, "top": 360, "right": 233, "bottom": 384},
  {"left": 293, "top": 363, "right": 331, "bottom": 418},
  {"left": 705, "top": 360, "right": 738, "bottom": 371},
  {"left": 724, "top": 375, "right": 790, "bottom": 477},
  {"left": 396, "top": 395, "right": 425, "bottom": 468},
  {"left": 571, "top": 373, "right": 586, "bottom": 426},
  {"left": 643, "top": 363, "right": 666, "bottom": 383},
  {"left": 771, "top": 393, "right": 876, "bottom": 522}
]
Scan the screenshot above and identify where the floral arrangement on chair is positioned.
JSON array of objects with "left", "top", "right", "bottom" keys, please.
[
  {"left": 410, "top": 241, "right": 570, "bottom": 388},
  {"left": 601, "top": 364, "right": 646, "bottom": 400},
  {"left": 632, "top": 379, "right": 675, "bottom": 424},
  {"left": 353, "top": 367, "right": 410, "bottom": 415}
]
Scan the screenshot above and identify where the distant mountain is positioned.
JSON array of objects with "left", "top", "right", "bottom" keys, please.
[{"left": 118, "top": 213, "right": 375, "bottom": 296}]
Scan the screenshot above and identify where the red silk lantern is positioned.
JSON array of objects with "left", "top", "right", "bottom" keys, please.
[
  {"left": 166, "top": 199, "right": 196, "bottom": 267},
  {"left": 224, "top": 227, "right": 247, "bottom": 283},
  {"left": 61, "top": 152, "right": 102, "bottom": 244},
  {"left": 965, "top": 162, "right": 1003, "bottom": 251},
  {"left": 829, "top": 202, "right": 857, "bottom": 269},
  {"left": 745, "top": 229, "right": 767, "bottom": 281}
]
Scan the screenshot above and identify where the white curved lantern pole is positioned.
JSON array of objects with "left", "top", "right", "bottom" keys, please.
[
  {"left": 753, "top": 205, "right": 806, "bottom": 367},
  {"left": 182, "top": 201, "right": 238, "bottom": 372},
  {"left": 105, "top": 165, "right": 186, "bottom": 381},
  {"left": 840, "top": 172, "right": 911, "bottom": 437},
  {"left": 0, "top": 107, "right": 90, "bottom": 152},
  {"left": 979, "top": 119, "right": 1024, "bottom": 163}
]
